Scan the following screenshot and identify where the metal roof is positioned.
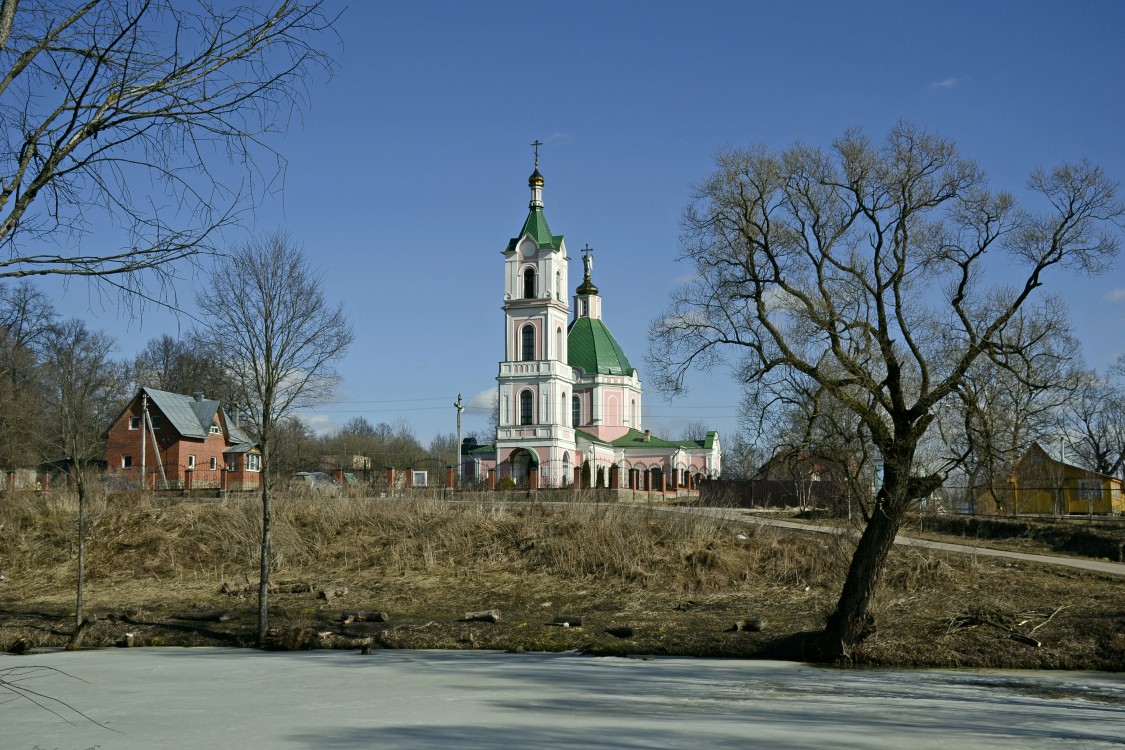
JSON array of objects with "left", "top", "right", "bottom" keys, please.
[
  {"left": 567, "top": 316, "right": 634, "bottom": 377},
  {"left": 505, "top": 207, "right": 563, "bottom": 253}
]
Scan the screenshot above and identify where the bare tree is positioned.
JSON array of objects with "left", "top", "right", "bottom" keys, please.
[
  {"left": 651, "top": 123, "right": 1122, "bottom": 661},
  {"left": 940, "top": 304, "right": 1080, "bottom": 513},
  {"left": 0, "top": 0, "right": 334, "bottom": 297},
  {"left": 0, "top": 281, "right": 55, "bottom": 464},
  {"left": 39, "top": 319, "right": 124, "bottom": 628},
  {"left": 1065, "top": 369, "right": 1125, "bottom": 480},
  {"left": 128, "top": 333, "right": 232, "bottom": 401},
  {"left": 193, "top": 232, "right": 352, "bottom": 646}
]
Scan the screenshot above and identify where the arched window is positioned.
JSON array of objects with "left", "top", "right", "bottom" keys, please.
[
  {"left": 520, "top": 390, "right": 533, "bottom": 425},
  {"left": 562, "top": 452, "right": 571, "bottom": 483},
  {"left": 521, "top": 324, "right": 535, "bottom": 361},
  {"left": 523, "top": 268, "right": 536, "bottom": 299},
  {"left": 572, "top": 395, "right": 581, "bottom": 427}
]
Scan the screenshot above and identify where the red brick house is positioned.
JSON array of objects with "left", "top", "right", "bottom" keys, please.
[{"left": 106, "top": 387, "right": 260, "bottom": 491}]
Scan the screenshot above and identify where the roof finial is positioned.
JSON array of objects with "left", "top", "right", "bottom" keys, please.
[
  {"left": 531, "top": 139, "right": 542, "bottom": 167},
  {"left": 576, "top": 243, "right": 598, "bottom": 296}
]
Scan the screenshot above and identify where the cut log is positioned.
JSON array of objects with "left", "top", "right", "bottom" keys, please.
[
  {"left": 463, "top": 609, "right": 501, "bottom": 623},
  {"left": 552, "top": 615, "right": 583, "bottom": 627},
  {"left": 115, "top": 632, "right": 135, "bottom": 648},
  {"left": 1009, "top": 633, "right": 1042, "bottom": 648},
  {"left": 341, "top": 610, "right": 389, "bottom": 624}
]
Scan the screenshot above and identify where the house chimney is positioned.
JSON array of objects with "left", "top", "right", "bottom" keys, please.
[
  {"left": 643, "top": 429, "right": 651, "bottom": 443},
  {"left": 193, "top": 391, "right": 204, "bottom": 402}
]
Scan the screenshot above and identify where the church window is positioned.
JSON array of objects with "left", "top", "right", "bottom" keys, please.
[
  {"left": 523, "top": 268, "right": 536, "bottom": 299},
  {"left": 562, "top": 452, "right": 571, "bottom": 482},
  {"left": 572, "top": 395, "right": 581, "bottom": 427},
  {"left": 521, "top": 325, "right": 535, "bottom": 361},
  {"left": 520, "top": 390, "right": 533, "bottom": 425}
]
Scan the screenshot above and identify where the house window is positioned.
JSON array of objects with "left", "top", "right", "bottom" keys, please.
[
  {"left": 150, "top": 416, "right": 162, "bottom": 429},
  {"left": 521, "top": 324, "right": 535, "bottom": 361},
  {"left": 187, "top": 455, "right": 196, "bottom": 469},
  {"left": 210, "top": 457, "right": 217, "bottom": 470},
  {"left": 1078, "top": 480, "right": 1102, "bottom": 500},
  {"left": 129, "top": 417, "right": 140, "bottom": 430},
  {"left": 246, "top": 454, "right": 261, "bottom": 472},
  {"left": 210, "top": 424, "right": 222, "bottom": 434},
  {"left": 572, "top": 395, "right": 581, "bottom": 427},
  {"left": 122, "top": 455, "right": 133, "bottom": 468},
  {"left": 520, "top": 390, "right": 533, "bottom": 425},
  {"left": 523, "top": 268, "right": 536, "bottom": 299}
]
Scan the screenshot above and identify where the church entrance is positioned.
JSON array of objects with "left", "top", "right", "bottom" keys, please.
[{"left": 508, "top": 448, "right": 539, "bottom": 487}]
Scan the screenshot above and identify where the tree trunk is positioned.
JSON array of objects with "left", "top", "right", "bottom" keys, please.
[
  {"left": 75, "top": 476, "right": 86, "bottom": 629},
  {"left": 257, "top": 443, "right": 272, "bottom": 647}
]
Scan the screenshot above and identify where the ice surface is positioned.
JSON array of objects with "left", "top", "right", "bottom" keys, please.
[{"left": 2, "top": 649, "right": 1123, "bottom": 749}]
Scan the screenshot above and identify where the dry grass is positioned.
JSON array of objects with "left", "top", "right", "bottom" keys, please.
[{"left": 1, "top": 489, "right": 1121, "bottom": 669}]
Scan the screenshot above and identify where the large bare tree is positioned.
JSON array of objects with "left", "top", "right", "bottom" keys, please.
[
  {"left": 0, "top": 0, "right": 334, "bottom": 297},
  {"left": 650, "top": 123, "right": 1122, "bottom": 660},
  {"left": 39, "top": 318, "right": 124, "bottom": 628},
  {"left": 193, "top": 232, "right": 352, "bottom": 646}
]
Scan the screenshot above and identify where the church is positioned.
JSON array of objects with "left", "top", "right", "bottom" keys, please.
[{"left": 462, "top": 156, "right": 721, "bottom": 492}]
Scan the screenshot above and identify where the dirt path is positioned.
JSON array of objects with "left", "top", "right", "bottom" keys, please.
[{"left": 670, "top": 507, "right": 1125, "bottom": 577}]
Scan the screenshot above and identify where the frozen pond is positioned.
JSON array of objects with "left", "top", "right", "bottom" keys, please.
[{"left": 2, "top": 648, "right": 1123, "bottom": 749}]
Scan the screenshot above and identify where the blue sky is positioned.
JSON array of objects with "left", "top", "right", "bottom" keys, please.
[{"left": 48, "top": 0, "right": 1125, "bottom": 444}]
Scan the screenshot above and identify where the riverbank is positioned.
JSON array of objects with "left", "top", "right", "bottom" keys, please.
[{"left": 1, "top": 492, "right": 1122, "bottom": 670}]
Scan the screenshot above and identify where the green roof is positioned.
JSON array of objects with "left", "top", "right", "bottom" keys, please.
[
  {"left": 504, "top": 207, "right": 563, "bottom": 252},
  {"left": 574, "top": 428, "right": 716, "bottom": 450},
  {"left": 567, "top": 316, "right": 634, "bottom": 377}
]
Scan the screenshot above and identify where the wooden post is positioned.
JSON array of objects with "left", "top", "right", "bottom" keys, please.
[
  {"left": 386, "top": 467, "right": 396, "bottom": 494},
  {"left": 40, "top": 473, "right": 51, "bottom": 492},
  {"left": 445, "top": 465, "right": 455, "bottom": 489},
  {"left": 405, "top": 468, "right": 414, "bottom": 489},
  {"left": 220, "top": 467, "right": 229, "bottom": 494},
  {"left": 183, "top": 467, "right": 193, "bottom": 496},
  {"left": 487, "top": 468, "right": 496, "bottom": 491},
  {"left": 6, "top": 470, "right": 15, "bottom": 492}
]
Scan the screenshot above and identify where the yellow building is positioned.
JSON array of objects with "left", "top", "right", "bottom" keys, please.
[{"left": 1010, "top": 443, "right": 1124, "bottom": 515}]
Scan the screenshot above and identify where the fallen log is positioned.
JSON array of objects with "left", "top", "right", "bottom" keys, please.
[
  {"left": 606, "top": 626, "right": 635, "bottom": 639},
  {"left": 341, "top": 610, "right": 389, "bottom": 624},
  {"left": 1009, "top": 633, "right": 1042, "bottom": 648},
  {"left": 170, "top": 611, "right": 237, "bottom": 623},
  {"left": 65, "top": 615, "right": 97, "bottom": 651},
  {"left": 317, "top": 587, "right": 349, "bottom": 601},
  {"left": 463, "top": 609, "right": 501, "bottom": 623}
]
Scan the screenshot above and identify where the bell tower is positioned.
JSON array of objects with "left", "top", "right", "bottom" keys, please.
[{"left": 495, "top": 145, "right": 576, "bottom": 487}]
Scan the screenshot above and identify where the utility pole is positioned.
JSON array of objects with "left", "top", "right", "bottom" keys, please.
[
  {"left": 454, "top": 393, "right": 464, "bottom": 488},
  {"left": 141, "top": 392, "right": 148, "bottom": 489}
]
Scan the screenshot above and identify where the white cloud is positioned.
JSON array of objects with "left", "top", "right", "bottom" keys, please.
[
  {"left": 928, "top": 77, "right": 960, "bottom": 90},
  {"left": 465, "top": 388, "right": 495, "bottom": 414},
  {"left": 1105, "top": 288, "right": 1125, "bottom": 302}
]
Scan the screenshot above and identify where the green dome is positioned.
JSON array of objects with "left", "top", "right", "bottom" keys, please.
[{"left": 567, "top": 317, "right": 634, "bottom": 377}]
